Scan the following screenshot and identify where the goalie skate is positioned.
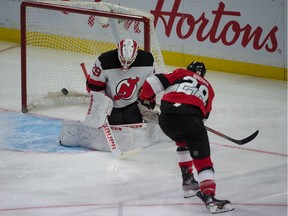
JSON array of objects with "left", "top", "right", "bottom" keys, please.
[
  {"left": 196, "top": 192, "right": 234, "bottom": 214},
  {"left": 181, "top": 167, "right": 199, "bottom": 198}
]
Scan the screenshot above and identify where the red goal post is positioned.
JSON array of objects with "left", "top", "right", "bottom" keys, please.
[{"left": 20, "top": 0, "right": 166, "bottom": 113}]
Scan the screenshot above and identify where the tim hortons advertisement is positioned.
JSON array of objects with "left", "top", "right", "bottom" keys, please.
[
  {"left": 88, "top": 0, "right": 286, "bottom": 68},
  {"left": 0, "top": 0, "right": 286, "bottom": 68},
  {"left": 133, "top": 0, "right": 285, "bottom": 68}
]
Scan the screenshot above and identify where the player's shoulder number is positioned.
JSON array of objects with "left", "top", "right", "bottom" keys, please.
[
  {"left": 92, "top": 65, "right": 102, "bottom": 77},
  {"left": 176, "top": 75, "right": 209, "bottom": 105}
]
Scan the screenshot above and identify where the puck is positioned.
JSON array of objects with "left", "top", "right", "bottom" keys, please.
[{"left": 61, "top": 88, "right": 68, "bottom": 95}]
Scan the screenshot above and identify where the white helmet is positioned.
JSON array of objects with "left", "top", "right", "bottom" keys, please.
[{"left": 117, "top": 39, "right": 138, "bottom": 71}]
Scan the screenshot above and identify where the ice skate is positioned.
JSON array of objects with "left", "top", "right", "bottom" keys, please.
[
  {"left": 196, "top": 191, "right": 234, "bottom": 214},
  {"left": 181, "top": 167, "right": 199, "bottom": 198}
]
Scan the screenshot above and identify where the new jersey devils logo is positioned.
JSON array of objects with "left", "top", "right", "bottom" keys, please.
[{"left": 114, "top": 77, "right": 140, "bottom": 100}]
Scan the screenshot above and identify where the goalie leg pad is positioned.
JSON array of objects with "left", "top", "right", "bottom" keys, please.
[
  {"left": 85, "top": 92, "right": 113, "bottom": 128},
  {"left": 60, "top": 121, "right": 172, "bottom": 151},
  {"left": 59, "top": 120, "right": 80, "bottom": 147},
  {"left": 60, "top": 120, "right": 110, "bottom": 151},
  {"left": 60, "top": 120, "right": 136, "bottom": 152}
]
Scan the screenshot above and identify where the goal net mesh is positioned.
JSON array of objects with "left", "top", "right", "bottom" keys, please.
[{"left": 22, "top": 0, "right": 166, "bottom": 112}]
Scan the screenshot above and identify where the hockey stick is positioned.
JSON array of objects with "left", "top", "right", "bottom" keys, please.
[
  {"left": 80, "top": 62, "right": 88, "bottom": 79},
  {"left": 205, "top": 126, "right": 259, "bottom": 145},
  {"left": 153, "top": 104, "right": 258, "bottom": 145},
  {"left": 81, "top": 63, "right": 142, "bottom": 159}
]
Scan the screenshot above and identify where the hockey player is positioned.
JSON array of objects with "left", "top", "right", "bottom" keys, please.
[
  {"left": 139, "top": 61, "right": 234, "bottom": 213},
  {"left": 59, "top": 39, "right": 169, "bottom": 153},
  {"left": 86, "top": 38, "right": 155, "bottom": 125}
]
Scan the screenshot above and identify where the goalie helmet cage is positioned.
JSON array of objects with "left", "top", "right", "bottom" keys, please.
[{"left": 21, "top": 0, "right": 166, "bottom": 113}]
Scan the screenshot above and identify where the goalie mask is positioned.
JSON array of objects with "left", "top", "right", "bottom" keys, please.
[
  {"left": 117, "top": 39, "right": 139, "bottom": 71},
  {"left": 187, "top": 61, "right": 207, "bottom": 77}
]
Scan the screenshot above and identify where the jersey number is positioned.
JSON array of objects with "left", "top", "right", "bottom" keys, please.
[
  {"left": 92, "top": 65, "right": 101, "bottom": 77},
  {"left": 176, "top": 76, "right": 208, "bottom": 105}
]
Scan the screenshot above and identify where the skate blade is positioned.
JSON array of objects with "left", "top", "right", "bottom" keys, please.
[
  {"left": 183, "top": 190, "right": 198, "bottom": 198},
  {"left": 209, "top": 203, "right": 234, "bottom": 214}
]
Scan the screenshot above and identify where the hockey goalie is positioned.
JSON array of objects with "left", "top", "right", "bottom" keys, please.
[{"left": 59, "top": 39, "right": 171, "bottom": 157}]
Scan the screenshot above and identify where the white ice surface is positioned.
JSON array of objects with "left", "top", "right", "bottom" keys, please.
[{"left": 0, "top": 41, "right": 287, "bottom": 216}]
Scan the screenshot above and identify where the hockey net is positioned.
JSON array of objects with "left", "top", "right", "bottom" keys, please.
[{"left": 21, "top": 0, "right": 166, "bottom": 113}]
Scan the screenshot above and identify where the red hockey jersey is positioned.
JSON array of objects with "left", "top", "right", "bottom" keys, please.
[{"left": 140, "top": 68, "right": 215, "bottom": 117}]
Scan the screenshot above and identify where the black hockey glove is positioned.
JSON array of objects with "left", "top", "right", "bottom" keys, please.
[{"left": 139, "top": 94, "right": 156, "bottom": 110}]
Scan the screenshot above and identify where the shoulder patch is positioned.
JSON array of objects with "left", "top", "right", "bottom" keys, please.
[
  {"left": 131, "top": 50, "right": 154, "bottom": 67},
  {"left": 98, "top": 49, "right": 121, "bottom": 70}
]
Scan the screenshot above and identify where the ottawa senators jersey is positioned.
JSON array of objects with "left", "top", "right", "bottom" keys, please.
[
  {"left": 86, "top": 49, "right": 155, "bottom": 108},
  {"left": 140, "top": 68, "right": 215, "bottom": 118}
]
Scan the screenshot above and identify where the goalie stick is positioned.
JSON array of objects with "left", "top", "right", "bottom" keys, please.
[
  {"left": 102, "top": 117, "right": 142, "bottom": 159},
  {"left": 205, "top": 126, "right": 259, "bottom": 145},
  {"left": 81, "top": 63, "right": 142, "bottom": 159}
]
